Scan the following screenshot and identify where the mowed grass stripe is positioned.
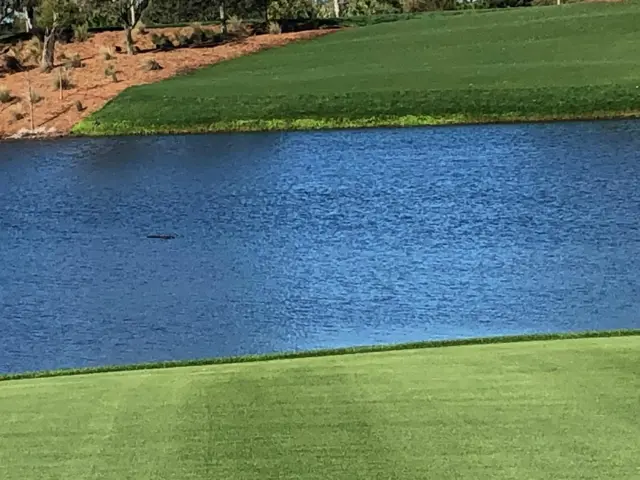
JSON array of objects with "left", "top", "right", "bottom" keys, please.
[{"left": 1, "top": 336, "right": 639, "bottom": 479}]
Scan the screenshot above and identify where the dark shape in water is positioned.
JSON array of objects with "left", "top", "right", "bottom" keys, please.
[{"left": 147, "top": 234, "right": 176, "bottom": 240}]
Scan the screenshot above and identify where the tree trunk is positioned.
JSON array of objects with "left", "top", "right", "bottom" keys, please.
[
  {"left": 220, "top": 2, "right": 227, "bottom": 34},
  {"left": 23, "top": 6, "right": 34, "bottom": 32},
  {"left": 130, "top": 3, "right": 136, "bottom": 26},
  {"left": 333, "top": 0, "right": 340, "bottom": 17},
  {"left": 124, "top": 26, "right": 134, "bottom": 55},
  {"left": 41, "top": 27, "right": 56, "bottom": 72}
]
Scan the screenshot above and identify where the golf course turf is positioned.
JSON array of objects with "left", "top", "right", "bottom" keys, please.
[
  {"left": 74, "top": 2, "right": 640, "bottom": 135},
  {"left": 1, "top": 331, "right": 639, "bottom": 479}
]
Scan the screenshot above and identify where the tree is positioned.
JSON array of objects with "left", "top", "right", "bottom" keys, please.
[
  {"left": 37, "top": 0, "right": 81, "bottom": 71},
  {"left": 116, "top": 0, "right": 151, "bottom": 54}
]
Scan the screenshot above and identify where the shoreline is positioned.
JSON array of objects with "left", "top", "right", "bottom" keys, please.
[
  {"left": 3, "top": 110, "right": 638, "bottom": 141},
  {"left": 70, "top": 110, "right": 640, "bottom": 138},
  {"left": 2, "top": 328, "right": 639, "bottom": 381}
]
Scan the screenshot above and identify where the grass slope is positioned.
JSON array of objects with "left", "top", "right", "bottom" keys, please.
[
  {"left": 75, "top": 3, "right": 640, "bottom": 135},
  {"left": 1, "top": 335, "right": 639, "bottom": 479}
]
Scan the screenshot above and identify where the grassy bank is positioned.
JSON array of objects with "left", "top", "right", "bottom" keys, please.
[
  {"left": 1, "top": 333, "right": 639, "bottom": 479},
  {"left": 74, "top": 3, "right": 640, "bottom": 135}
]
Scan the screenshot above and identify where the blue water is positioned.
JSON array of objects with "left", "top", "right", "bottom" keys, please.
[{"left": 1, "top": 120, "right": 639, "bottom": 374}]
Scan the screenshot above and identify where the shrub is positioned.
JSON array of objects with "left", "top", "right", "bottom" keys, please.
[
  {"left": 100, "top": 46, "right": 115, "bottom": 60},
  {"left": 73, "top": 23, "right": 90, "bottom": 42},
  {"left": 150, "top": 32, "right": 174, "bottom": 50},
  {"left": 134, "top": 22, "right": 148, "bottom": 36},
  {"left": 29, "top": 90, "right": 42, "bottom": 104},
  {"left": 25, "top": 36, "right": 43, "bottom": 63},
  {"left": 227, "top": 16, "right": 250, "bottom": 37},
  {"left": 105, "top": 64, "right": 117, "bottom": 82},
  {"left": 52, "top": 69, "right": 73, "bottom": 90},
  {"left": 142, "top": 58, "right": 163, "bottom": 71},
  {"left": 57, "top": 51, "right": 68, "bottom": 61},
  {"left": 74, "top": 100, "right": 85, "bottom": 112},
  {"left": 173, "top": 31, "right": 192, "bottom": 47},
  {"left": 402, "top": 0, "right": 455, "bottom": 11},
  {"left": 64, "top": 53, "right": 83, "bottom": 69},
  {"left": 0, "top": 86, "right": 12, "bottom": 103},
  {"left": 268, "top": 21, "right": 282, "bottom": 35},
  {"left": 268, "top": 0, "right": 317, "bottom": 19}
]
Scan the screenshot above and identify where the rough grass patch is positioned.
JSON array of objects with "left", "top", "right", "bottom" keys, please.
[
  {"left": 9, "top": 105, "right": 25, "bottom": 122},
  {"left": 25, "top": 36, "right": 43, "bottom": 63}
]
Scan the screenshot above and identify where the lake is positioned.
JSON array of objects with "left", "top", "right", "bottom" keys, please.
[{"left": 1, "top": 120, "right": 639, "bottom": 374}]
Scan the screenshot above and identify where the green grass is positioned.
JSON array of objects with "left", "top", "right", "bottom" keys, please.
[
  {"left": 1, "top": 331, "right": 640, "bottom": 479},
  {"left": 74, "top": 2, "right": 640, "bottom": 135}
]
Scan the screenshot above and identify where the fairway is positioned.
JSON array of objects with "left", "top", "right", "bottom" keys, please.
[
  {"left": 76, "top": 3, "right": 640, "bottom": 134},
  {"left": 1, "top": 335, "right": 639, "bottom": 479}
]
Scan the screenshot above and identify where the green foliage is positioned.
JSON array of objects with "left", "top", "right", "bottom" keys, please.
[
  {"left": 64, "top": 52, "right": 83, "bottom": 68},
  {"left": 343, "top": 0, "right": 402, "bottom": 16},
  {"left": 37, "top": 0, "right": 83, "bottom": 29},
  {"left": 402, "top": 0, "right": 455, "bottom": 12},
  {"left": 0, "top": 86, "right": 12, "bottom": 103},
  {"left": 29, "top": 89, "right": 42, "bottom": 104},
  {"left": 150, "top": 31, "right": 174, "bottom": 49},
  {"left": 268, "top": 20, "right": 282, "bottom": 34},
  {"left": 72, "top": 22, "right": 89, "bottom": 42},
  {"left": 104, "top": 63, "right": 117, "bottom": 82},
  {"left": 268, "top": 0, "right": 317, "bottom": 19},
  {"left": 51, "top": 68, "right": 72, "bottom": 90},
  {"left": 227, "top": 15, "right": 250, "bottom": 36}
]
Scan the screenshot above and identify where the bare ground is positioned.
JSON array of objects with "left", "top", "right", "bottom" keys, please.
[{"left": 0, "top": 27, "right": 334, "bottom": 139}]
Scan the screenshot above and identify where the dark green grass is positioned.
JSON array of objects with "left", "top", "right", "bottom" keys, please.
[
  {"left": 1, "top": 333, "right": 639, "bottom": 479},
  {"left": 74, "top": 3, "right": 640, "bottom": 134}
]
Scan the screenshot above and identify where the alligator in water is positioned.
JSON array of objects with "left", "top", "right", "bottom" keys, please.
[{"left": 147, "top": 234, "right": 176, "bottom": 240}]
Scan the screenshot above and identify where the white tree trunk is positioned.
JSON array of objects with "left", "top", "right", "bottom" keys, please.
[
  {"left": 333, "top": 0, "right": 340, "bottom": 17},
  {"left": 41, "top": 27, "right": 56, "bottom": 72}
]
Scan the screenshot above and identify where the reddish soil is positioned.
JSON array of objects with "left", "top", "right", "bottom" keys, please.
[{"left": 0, "top": 27, "right": 334, "bottom": 138}]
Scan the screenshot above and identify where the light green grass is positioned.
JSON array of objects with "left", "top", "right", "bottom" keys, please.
[
  {"left": 1, "top": 333, "right": 639, "bottom": 479},
  {"left": 74, "top": 3, "right": 640, "bottom": 135}
]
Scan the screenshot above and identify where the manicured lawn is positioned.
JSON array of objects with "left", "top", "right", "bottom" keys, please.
[
  {"left": 75, "top": 3, "right": 640, "bottom": 134},
  {"left": 1, "top": 335, "right": 639, "bottom": 479}
]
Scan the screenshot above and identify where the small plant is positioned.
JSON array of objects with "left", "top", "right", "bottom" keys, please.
[
  {"left": 52, "top": 69, "right": 73, "bottom": 91},
  {"left": 73, "top": 23, "right": 90, "bottom": 42},
  {"left": 134, "top": 22, "right": 148, "bottom": 36},
  {"left": 25, "top": 36, "right": 43, "bottom": 63},
  {"left": 268, "top": 21, "right": 282, "bottom": 35},
  {"left": 142, "top": 58, "right": 163, "bottom": 71},
  {"left": 74, "top": 100, "right": 85, "bottom": 112},
  {"left": 150, "top": 32, "right": 174, "bottom": 50},
  {"left": 64, "top": 53, "right": 83, "bottom": 69},
  {"left": 57, "top": 51, "right": 68, "bottom": 61},
  {"left": 173, "top": 31, "right": 192, "bottom": 47},
  {"left": 0, "top": 86, "right": 12, "bottom": 103},
  {"left": 227, "top": 16, "right": 249, "bottom": 37},
  {"left": 29, "top": 90, "right": 42, "bottom": 104},
  {"left": 100, "top": 46, "right": 115, "bottom": 61},
  {"left": 104, "top": 64, "right": 117, "bottom": 82}
]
